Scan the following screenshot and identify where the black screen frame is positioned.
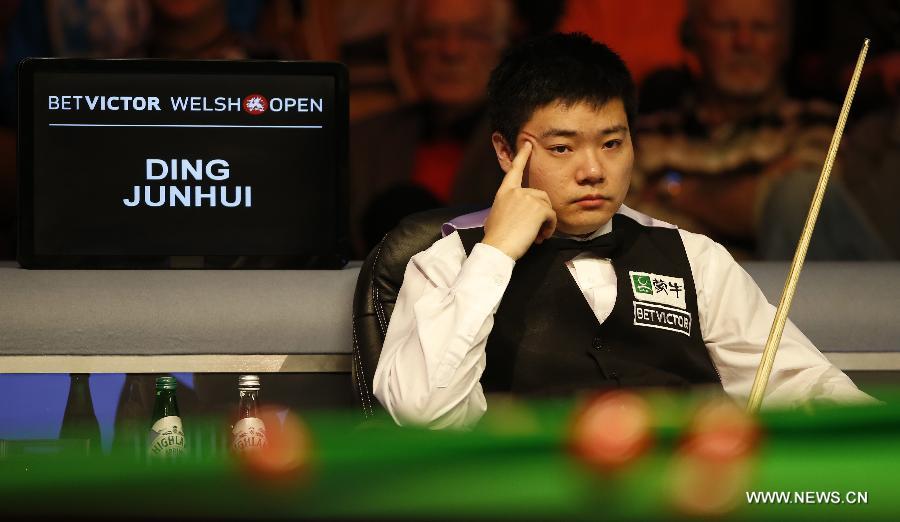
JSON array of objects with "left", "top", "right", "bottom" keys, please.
[{"left": 17, "top": 58, "right": 349, "bottom": 269}]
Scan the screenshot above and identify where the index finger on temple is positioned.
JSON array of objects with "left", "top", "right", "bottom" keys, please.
[{"left": 501, "top": 140, "right": 532, "bottom": 189}]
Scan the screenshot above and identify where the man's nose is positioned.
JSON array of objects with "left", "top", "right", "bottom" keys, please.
[
  {"left": 576, "top": 153, "right": 604, "bottom": 183},
  {"left": 732, "top": 24, "right": 755, "bottom": 51},
  {"left": 438, "top": 30, "right": 466, "bottom": 59}
]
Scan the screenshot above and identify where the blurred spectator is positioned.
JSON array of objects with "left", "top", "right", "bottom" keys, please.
[
  {"left": 255, "top": 1, "right": 565, "bottom": 123},
  {"left": 45, "top": 0, "right": 150, "bottom": 57},
  {"left": 347, "top": 0, "right": 513, "bottom": 257},
  {"left": 347, "top": 0, "right": 566, "bottom": 257},
  {"left": 1, "top": 1, "right": 151, "bottom": 128},
  {"left": 148, "top": 0, "right": 250, "bottom": 59},
  {"left": 841, "top": 101, "right": 900, "bottom": 257},
  {"left": 0, "top": 0, "right": 260, "bottom": 125},
  {"left": 629, "top": 0, "right": 890, "bottom": 260},
  {"left": 256, "top": 0, "right": 404, "bottom": 121}
]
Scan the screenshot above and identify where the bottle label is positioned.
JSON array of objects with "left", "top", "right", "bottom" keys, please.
[
  {"left": 232, "top": 417, "right": 267, "bottom": 452},
  {"left": 149, "top": 416, "right": 186, "bottom": 458}
]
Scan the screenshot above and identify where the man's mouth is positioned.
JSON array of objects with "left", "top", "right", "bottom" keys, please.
[
  {"left": 573, "top": 195, "right": 611, "bottom": 208},
  {"left": 575, "top": 194, "right": 609, "bottom": 202}
]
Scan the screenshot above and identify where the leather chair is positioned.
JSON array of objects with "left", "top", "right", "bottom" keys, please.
[{"left": 351, "top": 207, "right": 478, "bottom": 418}]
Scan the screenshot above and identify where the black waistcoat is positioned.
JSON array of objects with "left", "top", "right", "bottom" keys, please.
[{"left": 456, "top": 213, "right": 721, "bottom": 396}]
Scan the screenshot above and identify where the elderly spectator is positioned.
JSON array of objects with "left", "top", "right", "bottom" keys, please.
[
  {"left": 629, "top": 0, "right": 890, "bottom": 260},
  {"left": 348, "top": 0, "right": 514, "bottom": 257}
]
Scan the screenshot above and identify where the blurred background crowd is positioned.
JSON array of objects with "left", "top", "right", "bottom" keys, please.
[{"left": 1, "top": 0, "right": 898, "bottom": 261}]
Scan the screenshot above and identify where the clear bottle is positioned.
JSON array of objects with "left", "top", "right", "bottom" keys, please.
[
  {"left": 231, "top": 375, "right": 267, "bottom": 453},
  {"left": 148, "top": 376, "right": 186, "bottom": 458},
  {"left": 59, "top": 373, "right": 102, "bottom": 454}
]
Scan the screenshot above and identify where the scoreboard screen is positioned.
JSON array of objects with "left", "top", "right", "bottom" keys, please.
[{"left": 18, "top": 58, "right": 348, "bottom": 268}]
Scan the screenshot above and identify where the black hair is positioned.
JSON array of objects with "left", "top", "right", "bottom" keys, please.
[{"left": 487, "top": 32, "right": 637, "bottom": 148}]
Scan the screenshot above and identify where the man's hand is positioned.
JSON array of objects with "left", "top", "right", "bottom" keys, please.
[{"left": 482, "top": 141, "right": 557, "bottom": 260}]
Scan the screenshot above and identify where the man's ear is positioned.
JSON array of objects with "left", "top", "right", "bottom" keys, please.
[{"left": 491, "top": 132, "right": 514, "bottom": 173}]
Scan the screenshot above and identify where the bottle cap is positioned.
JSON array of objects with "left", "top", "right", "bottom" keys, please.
[
  {"left": 155, "top": 376, "right": 178, "bottom": 390},
  {"left": 238, "top": 374, "right": 260, "bottom": 389}
]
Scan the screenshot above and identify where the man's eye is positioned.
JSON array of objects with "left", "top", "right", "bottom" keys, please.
[
  {"left": 603, "top": 139, "right": 622, "bottom": 149},
  {"left": 550, "top": 145, "right": 571, "bottom": 154}
]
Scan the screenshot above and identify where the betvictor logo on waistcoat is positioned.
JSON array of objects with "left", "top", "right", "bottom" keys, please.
[{"left": 629, "top": 271, "right": 692, "bottom": 336}]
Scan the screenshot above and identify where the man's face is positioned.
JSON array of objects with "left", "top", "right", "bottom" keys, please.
[
  {"left": 513, "top": 100, "right": 634, "bottom": 235},
  {"left": 693, "top": 0, "right": 788, "bottom": 99},
  {"left": 408, "top": 0, "right": 508, "bottom": 106}
]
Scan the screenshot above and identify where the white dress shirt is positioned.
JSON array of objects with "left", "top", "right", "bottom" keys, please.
[{"left": 373, "top": 206, "right": 872, "bottom": 429}]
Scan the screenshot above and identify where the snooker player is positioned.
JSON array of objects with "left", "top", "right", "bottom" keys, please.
[{"left": 372, "top": 33, "right": 873, "bottom": 429}]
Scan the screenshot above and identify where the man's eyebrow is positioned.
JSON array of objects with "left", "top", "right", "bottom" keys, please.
[
  {"left": 539, "top": 124, "right": 628, "bottom": 139},
  {"left": 599, "top": 124, "right": 628, "bottom": 136},
  {"left": 540, "top": 128, "right": 579, "bottom": 139}
]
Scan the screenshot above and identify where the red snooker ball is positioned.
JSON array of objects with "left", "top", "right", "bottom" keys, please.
[
  {"left": 682, "top": 398, "right": 761, "bottom": 461},
  {"left": 569, "top": 390, "right": 654, "bottom": 471},
  {"left": 668, "top": 398, "right": 762, "bottom": 516},
  {"left": 238, "top": 407, "right": 312, "bottom": 486}
]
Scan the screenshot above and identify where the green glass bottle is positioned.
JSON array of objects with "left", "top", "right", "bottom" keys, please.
[
  {"left": 113, "top": 375, "right": 152, "bottom": 457},
  {"left": 231, "top": 375, "right": 267, "bottom": 453},
  {"left": 148, "top": 376, "right": 186, "bottom": 458},
  {"left": 59, "top": 373, "right": 102, "bottom": 454}
]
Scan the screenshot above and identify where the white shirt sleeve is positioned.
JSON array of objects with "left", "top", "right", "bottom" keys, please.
[
  {"left": 681, "top": 229, "right": 875, "bottom": 407},
  {"left": 372, "top": 231, "right": 514, "bottom": 429}
]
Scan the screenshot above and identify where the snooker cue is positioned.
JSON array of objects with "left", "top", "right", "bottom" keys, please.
[{"left": 746, "top": 39, "right": 871, "bottom": 414}]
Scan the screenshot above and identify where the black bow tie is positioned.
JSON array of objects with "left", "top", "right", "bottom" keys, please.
[{"left": 546, "top": 231, "right": 620, "bottom": 261}]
